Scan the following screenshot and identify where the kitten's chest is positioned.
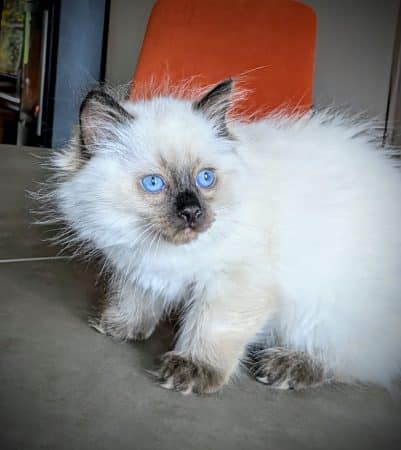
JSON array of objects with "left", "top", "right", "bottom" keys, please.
[{"left": 133, "top": 248, "right": 215, "bottom": 302}]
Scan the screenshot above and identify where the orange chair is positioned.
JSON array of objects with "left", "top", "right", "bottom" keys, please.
[{"left": 131, "top": 0, "right": 317, "bottom": 118}]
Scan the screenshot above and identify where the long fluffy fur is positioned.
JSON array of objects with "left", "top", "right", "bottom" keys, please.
[
  {"left": 39, "top": 82, "right": 401, "bottom": 391},
  {"left": 234, "top": 115, "right": 401, "bottom": 387}
]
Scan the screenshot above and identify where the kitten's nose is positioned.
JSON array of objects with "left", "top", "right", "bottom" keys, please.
[{"left": 178, "top": 205, "right": 203, "bottom": 227}]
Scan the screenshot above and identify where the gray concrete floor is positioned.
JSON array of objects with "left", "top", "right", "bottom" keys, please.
[{"left": 0, "top": 144, "right": 400, "bottom": 450}]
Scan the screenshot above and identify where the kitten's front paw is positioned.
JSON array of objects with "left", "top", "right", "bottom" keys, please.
[
  {"left": 89, "top": 314, "right": 156, "bottom": 341},
  {"left": 157, "top": 352, "right": 225, "bottom": 394},
  {"left": 245, "top": 347, "right": 324, "bottom": 390}
]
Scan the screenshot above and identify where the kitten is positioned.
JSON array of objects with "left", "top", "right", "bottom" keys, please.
[{"left": 45, "top": 79, "right": 401, "bottom": 394}]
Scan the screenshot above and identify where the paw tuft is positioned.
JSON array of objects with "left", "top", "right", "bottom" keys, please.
[
  {"left": 245, "top": 347, "right": 324, "bottom": 390},
  {"left": 88, "top": 315, "right": 155, "bottom": 341},
  {"left": 156, "top": 352, "right": 225, "bottom": 394}
]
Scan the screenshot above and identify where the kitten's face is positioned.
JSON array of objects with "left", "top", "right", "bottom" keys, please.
[
  {"left": 68, "top": 81, "right": 240, "bottom": 248},
  {"left": 132, "top": 156, "right": 218, "bottom": 245}
]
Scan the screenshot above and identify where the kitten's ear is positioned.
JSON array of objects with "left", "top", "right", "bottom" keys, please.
[
  {"left": 193, "top": 79, "right": 234, "bottom": 137},
  {"left": 79, "top": 89, "right": 134, "bottom": 157}
]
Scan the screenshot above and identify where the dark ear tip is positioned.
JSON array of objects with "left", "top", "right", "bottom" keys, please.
[
  {"left": 215, "top": 78, "right": 234, "bottom": 92},
  {"left": 80, "top": 89, "right": 100, "bottom": 118},
  {"left": 222, "top": 78, "right": 234, "bottom": 86},
  {"left": 79, "top": 89, "right": 112, "bottom": 117}
]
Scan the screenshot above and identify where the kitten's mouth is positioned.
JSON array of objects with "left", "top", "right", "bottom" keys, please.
[
  {"left": 173, "top": 225, "right": 205, "bottom": 244},
  {"left": 183, "top": 225, "right": 200, "bottom": 237},
  {"left": 162, "top": 221, "right": 213, "bottom": 245},
  {"left": 148, "top": 211, "right": 215, "bottom": 246}
]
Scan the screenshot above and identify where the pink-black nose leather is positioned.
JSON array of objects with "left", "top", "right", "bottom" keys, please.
[
  {"left": 176, "top": 191, "right": 203, "bottom": 227},
  {"left": 178, "top": 205, "right": 203, "bottom": 226}
]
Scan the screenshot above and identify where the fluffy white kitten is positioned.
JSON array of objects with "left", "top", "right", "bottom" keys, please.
[{"left": 47, "top": 80, "right": 401, "bottom": 393}]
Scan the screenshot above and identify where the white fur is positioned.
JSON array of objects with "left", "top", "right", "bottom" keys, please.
[
  {"left": 51, "top": 93, "right": 401, "bottom": 389},
  {"left": 234, "top": 116, "right": 401, "bottom": 387}
]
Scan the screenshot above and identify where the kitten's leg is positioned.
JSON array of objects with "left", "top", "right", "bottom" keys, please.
[
  {"left": 90, "top": 281, "right": 164, "bottom": 341},
  {"left": 157, "top": 273, "right": 274, "bottom": 394},
  {"left": 244, "top": 346, "right": 324, "bottom": 390}
]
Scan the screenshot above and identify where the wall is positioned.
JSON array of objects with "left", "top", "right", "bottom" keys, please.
[
  {"left": 306, "top": 0, "right": 400, "bottom": 119},
  {"left": 105, "top": 0, "right": 154, "bottom": 87},
  {"left": 52, "top": 0, "right": 107, "bottom": 147},
  {"left": 106, "top": 0, "right": 400, "bottom": 121},
  {"left": 385, "top": 8, "right": 401, "bottom": 146}
]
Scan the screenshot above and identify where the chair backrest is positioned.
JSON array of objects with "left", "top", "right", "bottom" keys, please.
[{"left": 131, "top": 0, "right": 316, "bottom": 118}]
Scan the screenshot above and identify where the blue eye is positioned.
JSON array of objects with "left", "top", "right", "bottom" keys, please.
[
  {"left": 196, "top": 169, "right": 216, "bottom": 189},
  {"left": 141, "top": 175, "right": 165, "bottom": 193}
]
